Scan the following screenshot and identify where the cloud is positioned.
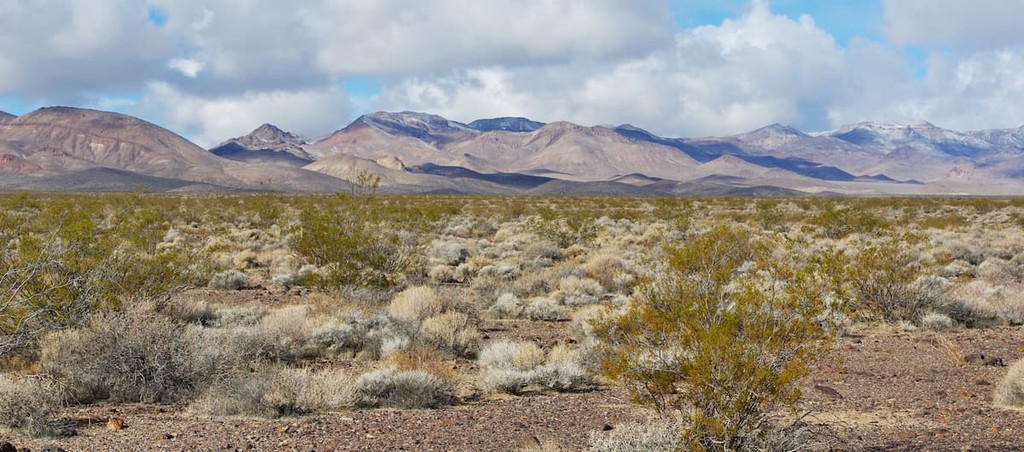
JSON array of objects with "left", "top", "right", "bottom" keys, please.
[
  {"left": 133, "top": 82, "right": 351, "bottom": 148},
  {"left": 884, "top": 0, "right": 1024, "bottom": 50},
  {"left": 168, "top": 58, "right": 204, "bottom": 78},
  {"left": 374, "top": 3, "right": 909, "bottom": 137},
  {"left": 0, "top": 0, "right": 174, "bottom": 101},
  {"left": 3, "top": 0, "right": 1023, "bottom": 145},
  {"left": 302, "top": 0, "right": 674, "bottom": 75}
]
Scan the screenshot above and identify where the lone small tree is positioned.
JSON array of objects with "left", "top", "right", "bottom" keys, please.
[{"left": 595, "top": 226, "right": 836, "bottom": 450}]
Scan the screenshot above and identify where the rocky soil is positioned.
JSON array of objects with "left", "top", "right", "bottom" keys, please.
[{"left": 5, "top": 323, "right": 1023, "bottom": 451}]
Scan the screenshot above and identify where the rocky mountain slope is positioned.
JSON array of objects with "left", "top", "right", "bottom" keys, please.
[{"left": 1, "top": 106, "right": 1023, "bottom": 195}]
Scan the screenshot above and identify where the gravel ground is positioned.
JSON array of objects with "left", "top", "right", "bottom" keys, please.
[{"left": 5, "top": 324, "right": 1024, "bottom": 451}]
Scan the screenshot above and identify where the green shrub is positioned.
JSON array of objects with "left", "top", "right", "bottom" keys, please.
[
  {"left": 595, "top": 225, "right": 832, "bottom": 450},
  {"left": 846, "top": 238, "right": 946, "bottom": 323},
  {"left": 294, "top": 195, "right": 416, "bottom": 290}
]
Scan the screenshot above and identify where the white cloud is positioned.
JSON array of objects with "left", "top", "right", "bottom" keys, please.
[
  {"left": 884, "top": 0, "right": 1024, "bottom": 50},
  {"left": 133, "top": 82, "right": 351, "bottom": 148},
  {"left": 375, "top": 3, "right": 907, "bottom": 137},
  {"left": 0, "top": 0, "right": 174, "bottom": 101},
  {"left": 168, "top": 58, "right": 204, "bottom": 78},
  {"left": 301, "top": 0, "right": 674, "bottom": 75}
]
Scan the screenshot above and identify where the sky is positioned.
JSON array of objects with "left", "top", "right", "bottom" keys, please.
[{"left": 1, "top": 0, "right": 1024, "bottom": 147}]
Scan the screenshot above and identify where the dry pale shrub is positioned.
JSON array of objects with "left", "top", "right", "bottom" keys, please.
[
  {"left": 193, "top": 367, "right": 353, "bottom": 417},
  {"left": 478, "top": 340, "right": 545, "bottom": 372},
  {"left": 427, "top": 239, "right": 469, "bottom": 266},
  {"left": 477, "top": 341, "right": 592, "bottom": 394},
  {"left": 0, "top": 374, "right": 63, "bottom": 437},
  {"left": 209, "top": 269, "right": 253, "bottom": 290},
  {"left": 213, "top": 305, "right": 270, "bottom": 327},
  {"left": 525, "top": 297, "right": 565, "bottom": 321},
  {"left": 995, "top": 359, "right": 1024, "bottom": 409},
  {"left": 419, "top": 312, "right": 481, "bottom": 358},
  {"left": 920, "top": 312, "right": 955, "bottom": 331},
  {"left": 487, "top": 293, "right": 524, "bottom": 319},
  {"left": 557, "top": 276, "right": 605, "bottom": 307},
  {"left": 161, "top": 298, "right": 217, "bottom": 325},
  {"left": 583, "top": 252, "right": 627, "bottom": 288},
  {"left": 389, "top": 286, "right": 446, "bottom": 323},
  {"left": 427, "top": 264, "right": 456, "bottom": 283},
  {"left": 352, "top": 368, "right": 453, "bottom": 409},
  {"left": 530, "top": 362, "right": 592, "bottom": 392},
  {"left": 587, "top": 417, "right": 683, "bottom": 452},
  {"left": 384, "top": 346, "right": 457, "bottom": 381},
  {"left": 193, "top": 367, "right": 309, "bottom": 417},
  {"left": 40, "top": 310, "right": 207, "bottom": 403}
]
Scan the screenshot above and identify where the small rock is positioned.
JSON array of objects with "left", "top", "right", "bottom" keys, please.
[
  {"left": 814, "top": 384, "right": 843, "bottom": 399},
  {"left": 964, "top": 353, "right": 1005, "bottom": 366},
  {"left": 974, "top": 378, "right": 991, "bottom": 386},
  {"left": 276, "top": 425, "right": 290, "bottom": 434},
  {"left": 602, "top": 423, "right": 614, "bottom": 431},
  {"left": 106, "top": 416, "right": 126, "bottom": 431},
  {"left": 40, "top": 446, "right": 67, "bottom": 452}
]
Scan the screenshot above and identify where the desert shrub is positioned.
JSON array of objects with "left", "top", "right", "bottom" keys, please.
[
  {"left": 487, "top": 293, "right": 524, "bottom": 319},
  {"left": 0, "top": 374, "right": 63, "bottom": 437},
  {"left": 847, "top": 239, "right": 947, "bottom": 323},
  {"left": 194, "top": 367, "right": 309, "bottom": 417},
  {"left": 523, "top": 240, "right": 564, "bottom": 267},
  {"left": 389, "top": 286, "right": 446, "bottom": 323},
  {"left": 193, "top": 366, "right": 354, "bottom": 418},
  {"left": 0, "top": 215, "right": 197, "bottom": 355},
  {"left": 208, "top": 269, "right": 253, "bottom": 290},
  {"left": 295, "top": 196, "right": 416, "bottom": 289},
  {"left": 587, "top": 417, "right": 683, "bottom": 452},
  {"left": 920, "top": 311, "right": 955, "bottom": 331},
  {"left": 530, "top": 362, "right": 592, "bottom": 392},
  {"left": 558, "top": 276, "right": 605, "bottom": 307},
  {"left": 477, "top": 341, "right": 592, "bottom": 394},
  {"left": 40, "top": 309, "right": 208, "bottom": 403},
  {"left": 427, "top": 239, "right": 469, "bottom": 266},
  {"left": 595, "top": 225, "right": 832, "bottom": 450},
  {"left": 478, "top": 340, "right": 546, "bottom": 372},
  {"left": 995, "top": 359, "right": 1024, "bottom": 409},
  {"left": 162, "top": 298, "right": 217, "bottom": 326},
  {"left": 810, "top": 205, "right": 888, "bottom": 239},
  {"left": 583, "top": 252, "right": 631, "bottom": 290},
  {"left": 352, "top": 368, "right": 453, "bottom": 409},
  {"left": 419, "top": 312, "right": 481, "bottom": 358},
  {"left": 525, "top": 297, "right": 566, "bottom": 321},
  {"left": 213, "top": 305, "right": 270, "bottom": 327}
]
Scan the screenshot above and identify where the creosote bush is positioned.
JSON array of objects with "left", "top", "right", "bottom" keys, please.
[
  {"left": 595, "top": 225, "right": 833, "bottom": 450},
  {"left": 294, "top": 194, "right": 417, "bottom": 290}
]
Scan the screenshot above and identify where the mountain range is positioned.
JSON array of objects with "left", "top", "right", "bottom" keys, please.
[{"left": 1, "top": 106, "right": 1023, "bottom": 195}]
